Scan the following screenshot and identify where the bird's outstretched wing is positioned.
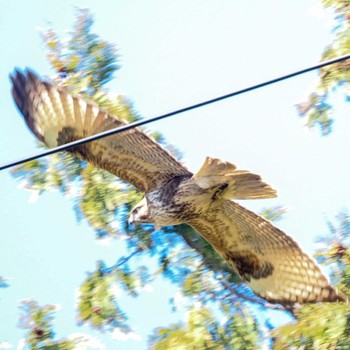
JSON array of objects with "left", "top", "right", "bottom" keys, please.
[
  {"left": 188, "top": 200, "right": 342, "bottom": 304},
  {"left": 11, "top": 69, "right": 191, "bottom": 192}
]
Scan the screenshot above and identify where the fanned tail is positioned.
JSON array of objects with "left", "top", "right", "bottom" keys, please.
[{"left": 193, "top": 157, "right": 277, "bottom": 200}]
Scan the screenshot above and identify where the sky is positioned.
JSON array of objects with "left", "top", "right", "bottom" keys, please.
[{"left": 1, "top": 0, "right": 350, "bottom": 349}]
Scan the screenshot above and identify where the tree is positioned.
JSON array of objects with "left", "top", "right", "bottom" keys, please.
[
  {"left": 296, "top": 0, "right": 350, "bottom": 135},
  {"left": 271, "top": 1, "right": 350, "bottom": 347},
  {"left": 272, "top": 211, "right": 350, "bottom": 349},
  {"left": 11, "top": 8, "right": 268, "bottom": 348},
  {"left": 149, "top": 306, "right": 260, "bottom": 350},
  {"left": 17, "top": 299, "right": 78, "bottom": 350},
  {"left": 8, "top": 3, "right": 350, "bottom": 349}
]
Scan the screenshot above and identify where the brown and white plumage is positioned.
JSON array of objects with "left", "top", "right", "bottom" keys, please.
[
  {"left": 10, "top": 68, "right": 343, "bottom": 305},
  {"left": 188, "top": 201, "right": 339, "bottom": 304},
  {"left": 11, "top": 69, "right": 191, "bottom": 193}
]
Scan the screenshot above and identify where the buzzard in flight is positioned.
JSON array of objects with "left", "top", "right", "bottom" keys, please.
[{"left": 11, "top": 69, "right": 343, "bottom": 305}]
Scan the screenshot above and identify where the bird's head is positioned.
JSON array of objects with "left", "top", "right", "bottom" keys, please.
[{"left": 128, "top": 197, "right": 154, "bottom": 226}]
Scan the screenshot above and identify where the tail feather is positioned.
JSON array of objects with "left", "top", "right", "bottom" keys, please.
[{"left": 193, "top": 157, "right": 277, "bottom": 200}]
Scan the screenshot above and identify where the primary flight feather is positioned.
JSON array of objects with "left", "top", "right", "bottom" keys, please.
[{"left": 11, "top": 68, "right": 343, "bottom": 305}]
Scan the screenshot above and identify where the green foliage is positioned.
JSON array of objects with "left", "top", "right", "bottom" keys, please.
[
  {"left": 149, "top": 306, "right": 261, "bottom": 350},
  {"left": 13, "top": 8, "right": 258, "bottom": 332},
  {"left": 272, "top": 303, "right": 350, "bottom": 349},
  {"left": 228, "top": 312, "right": 261, "bottom": 350},
  {"left": 77, "top": 270, "right": 130, "bottom": 331},
  {"left": 259, "top": 205, "right": 287, "bottom": 222},
  {"left": 272, "top": 211, "right": 350, "bottom": 349},
  {"left": 41, "top": 8, "right": 119, "bottom": 95},
  {"left": 13, "top": 4, "right": 350, "bottom": 349},
  {"left": 182, "top": 271, "right": 205, "bottom": 296},
  {"left": 296, "top": 0, "right": 350, "bottom": 135},
  {"left": 79, "top": 164, "right": 142, "bottom": 235},
  {"left": 315, "top": 210, "right": 350, "bottom": 298},
  {"left": 11, "top": 8, "right": 291, "bottom": 347},
  {"left": 18, "top": 299, "right": 78, "bottom": 350}
]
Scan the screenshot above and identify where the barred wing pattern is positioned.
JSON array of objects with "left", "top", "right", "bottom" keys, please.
[
  {"left": 11, "top": 68, "right": 342, "bottom": 305},
  {"left": 11, "top": 69, "right": 191, "bottom": 192},
  {"left": 188, "top": 200, "right": 342, "bottom": 304}
]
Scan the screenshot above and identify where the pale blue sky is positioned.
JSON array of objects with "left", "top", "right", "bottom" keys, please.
[{"left": 1, "top": 0, "right": 350, "bottom": 349}]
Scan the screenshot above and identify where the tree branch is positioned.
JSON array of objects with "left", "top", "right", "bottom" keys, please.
[
  {"left": 219, "top": 278, "right": 295, "bottom": 316},
  {"left": 98, "top": 248, "right": 142, "bottom": 275}
]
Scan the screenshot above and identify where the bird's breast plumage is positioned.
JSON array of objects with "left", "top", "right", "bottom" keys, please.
[{"left": 146, "top": 175, "right": 213, "bottom": 226}]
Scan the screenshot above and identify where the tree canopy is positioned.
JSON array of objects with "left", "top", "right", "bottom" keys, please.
[
  {"left": 4, "top": 2, "right": 350, "bottom": 349},
  {"left": 296, "top": 0, "right": 350, "bottom": 135}
]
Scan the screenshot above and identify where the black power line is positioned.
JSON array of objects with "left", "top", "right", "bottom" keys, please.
[{"left": 1, "top": 53, "right": 350, "bottom": 171}]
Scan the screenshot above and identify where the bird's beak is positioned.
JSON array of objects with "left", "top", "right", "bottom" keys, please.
[
  {"left": 127, "top": 216, "right": 142, "bottom": 228},
  {"left": 128, "top": 216, "right": 134, "bottom": 227}
]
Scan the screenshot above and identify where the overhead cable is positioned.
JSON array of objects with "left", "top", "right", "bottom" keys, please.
[{"left": 1, "top": 53, "right": 350, "bottom": 171}]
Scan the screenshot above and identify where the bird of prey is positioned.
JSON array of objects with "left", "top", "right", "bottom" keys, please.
[{"left": 11, "top": 68, "right": 343, "bottom": 305}]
